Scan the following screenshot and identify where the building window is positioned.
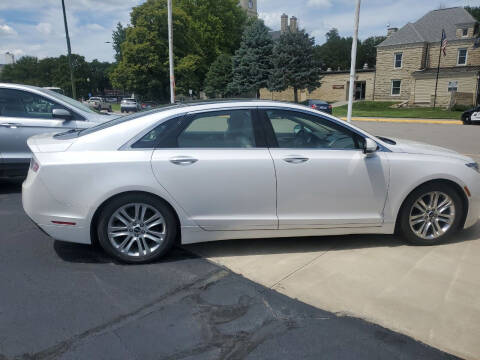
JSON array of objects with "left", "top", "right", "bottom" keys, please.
[
  {"left": 391, "top": 80, "right": 401, "bottom": 96},
  {"left": 462, "top": 28, "right": 468, "bottom": 37},
  {"left": 457, "top": 48, "right": 468, "bottom": 65},
  {"left": 394, "top": 52, "right": 403, "bottom": 68},
  {"left": 447, "top": 81, "right": 458, "bottom": 92}
]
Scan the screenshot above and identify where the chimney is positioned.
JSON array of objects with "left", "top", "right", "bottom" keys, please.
[
  {"left": 281, "top": 14, "right": 288, "bottom": 34},
  {"left": 387, "top": 27, "right": 398, "bottom": 37},
  {"left": 290, "top": 16, "right": 298, "bottom": 32}
]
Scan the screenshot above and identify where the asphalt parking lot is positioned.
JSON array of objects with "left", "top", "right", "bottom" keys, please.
[{"left": 0, "top": 121, "right": 478, "bottom": 359}]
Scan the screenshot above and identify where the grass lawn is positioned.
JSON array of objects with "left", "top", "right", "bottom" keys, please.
[
  {"left": 332, "top": 101, "right": 463, "bottom": 120},
  {"left": 111, "top": 103, "right": 121, "bottom": 112}
]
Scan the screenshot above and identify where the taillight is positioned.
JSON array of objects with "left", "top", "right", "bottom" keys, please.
[
  {"left": 310, "top": 104, "right": 317, "bottom": 109},
  {"left": 30, "top": 157, "right": 39, "bottom": 172},
  {"left": 328, "top": 104, "right": 332, "bottom": 109}
]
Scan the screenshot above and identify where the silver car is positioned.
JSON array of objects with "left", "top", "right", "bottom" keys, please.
[
  {"left": 121, "top": 98, "right": 140, "bottom": 113},
  {"left": 0, "top": 83, "right": 118, "bottom": 179}
]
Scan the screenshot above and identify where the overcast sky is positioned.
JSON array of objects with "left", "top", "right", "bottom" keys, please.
[{"left": 0, "top": 0, "right": 479, "bottom": 63}]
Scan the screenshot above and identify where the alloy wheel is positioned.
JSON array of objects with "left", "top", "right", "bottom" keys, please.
[
  {"left": 409, "top": 191, "right": 455, "bottom": 240},
  {"left": 107, "top": 203, "right": 166, "bottom": 257}
]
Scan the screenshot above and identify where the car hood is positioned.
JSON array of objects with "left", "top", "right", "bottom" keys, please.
[{"left": 388, "top": 138, "right": 473, "bottom": 162}]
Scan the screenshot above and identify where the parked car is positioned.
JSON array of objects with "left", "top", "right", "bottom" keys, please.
[
  {"left": 22, "top": 100, "right": 479, "bottom": 264},
  {"left": 121, "top": 98, "right": 140, "bottom": 113},
  {"left": 0, "top": 83, "right": 118, "bottom": 179},
  {"left": 86, "top": 97, "right": 112, "bottom": 112},
  {"left": 461, "top": 105, "right": 480, "bottom": 125},
  {"left": 301, "top": 99, "right": 332, "bottom": 114},
  {"left": 140, "top": 101, "right": 159, "bottom": 111}
]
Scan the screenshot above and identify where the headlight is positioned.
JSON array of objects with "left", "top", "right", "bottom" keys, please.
[{"left": 466, "top": 162, "right": 480, "bottom": 173}]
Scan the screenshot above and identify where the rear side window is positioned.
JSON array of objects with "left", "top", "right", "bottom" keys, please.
[
  {"left": 176, "top": 110, "right": 256, "bottom": 148},
  {"left": 131, "top": 117, "right": 183, "bottom": 149}
]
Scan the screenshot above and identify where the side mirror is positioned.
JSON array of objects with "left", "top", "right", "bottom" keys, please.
[
  {"left": 52, "top": 108, "right": 72, "bottom": 120},
  {"left": 363, "top": 138, "right": 378, "bottom": 155}
]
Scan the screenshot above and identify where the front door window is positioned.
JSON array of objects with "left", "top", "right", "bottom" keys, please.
[
  {"left": 0, "top": 89, "right": 69, "bottom": 119},
  {"left": 265, "top": 109, "right": 364, "bottom": 150}
]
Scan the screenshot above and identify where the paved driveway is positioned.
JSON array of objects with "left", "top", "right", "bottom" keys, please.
[
  {"left": 0, "top": 181, "right": 456, "bottom": 359},
  {"left": 186, "top": 121, "right": 480, "bottom": 360}
]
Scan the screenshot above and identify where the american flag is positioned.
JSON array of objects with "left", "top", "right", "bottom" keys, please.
[{"left": 440, "top": 29, "right": 448, "bottom": 56}]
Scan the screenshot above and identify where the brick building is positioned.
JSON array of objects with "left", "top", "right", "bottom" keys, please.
[
  {"left": 261, "top": 7, "right": 480, "bottom": 108},
  {"left": 375, "top": 7, "right": 479, "bottom": 107}
]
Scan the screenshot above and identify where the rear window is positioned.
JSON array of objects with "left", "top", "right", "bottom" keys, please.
[{"left": 76, "top": 105, "right": 180, "bottom": 137}]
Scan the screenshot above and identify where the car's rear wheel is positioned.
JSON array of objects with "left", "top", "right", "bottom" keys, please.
[
  {"left": 97, "top": 194, "right": 177, "bottom": 263},
  {"left": 399, "top": 184, "right": 463, "bottom": 245}
]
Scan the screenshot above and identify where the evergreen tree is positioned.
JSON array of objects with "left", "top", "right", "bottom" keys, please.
[
  {"left": 269, "top": 30, "right": 321, "bottom": 103},
  {"left": 230, "top": 18, "right": 274, "bottom": 98},
  {"left": 204, "top": 54, "right": 233, "bottom": 98},
  {"left": 465, "top": 6, "right": 480, "bottom": 22}
]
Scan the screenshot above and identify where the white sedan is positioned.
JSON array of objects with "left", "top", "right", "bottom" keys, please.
[{"left": 22, "top": 101, "right": 480, "bottom": 263}]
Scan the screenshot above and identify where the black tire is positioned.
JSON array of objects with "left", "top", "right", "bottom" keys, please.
[
  {"left": 97, "top": 193, "right": 177, "bottom": 264},
  {"left": 399, "top": 183, "right": 463, "bottom": 246},
  {"left": 462, "top": 115, "right": 472, "bottom": 125},
  {"left": 121, "top": 109, "right": 124, "bottom": 113}
]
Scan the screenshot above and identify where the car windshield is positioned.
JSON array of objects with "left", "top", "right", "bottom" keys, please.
[
  {"left": 78, "top": 104, "right": 179, "bottom": 136},
  {"left": 38, "top": 88, "right": 99, "bottom": 114}
]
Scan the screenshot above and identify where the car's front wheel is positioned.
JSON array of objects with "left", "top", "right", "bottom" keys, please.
[
  {"left": 97, "top": 194, "right": 177, "bottom": 263},
  {"left": 462, "top": 114, "right": 472, "bottom": 125},
  {"left": 399, "top": 184, "right": 463, "bottom": 245}
]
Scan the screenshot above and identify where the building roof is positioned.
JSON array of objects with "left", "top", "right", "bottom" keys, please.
[
  {"left": 412, "top": 65, "right": 480, "bottom": 76},
  {"left": 378, "top": 7, "right": 477, "bottom": 47}
]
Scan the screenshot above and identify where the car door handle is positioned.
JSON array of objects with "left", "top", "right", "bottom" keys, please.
[
  {"left": 283, "top": 156, "right": 309, "bottom": 164},
  {"left": 0, "top": 122, "right": 21, "bottom": 128},
  {"left": 169, "top": 156, "right": 198, "bottom": 166}
]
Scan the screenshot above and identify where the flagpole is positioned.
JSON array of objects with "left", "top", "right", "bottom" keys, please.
[{"left": 433, "top": 31, "right": 443, "bottom": 109}]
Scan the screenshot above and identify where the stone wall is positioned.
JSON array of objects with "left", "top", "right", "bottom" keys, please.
[
  {"left": 260, "top": 71, "right": 375, "bottom": 103},
  {"left": 412, "top": 72, "right": 478, "bottom": 107},
  {"left": 374, "top": 44, "right": 427, "bottom": 101},
  {"left": 427, "top": 40, "right": 480, "bottom": 68}
]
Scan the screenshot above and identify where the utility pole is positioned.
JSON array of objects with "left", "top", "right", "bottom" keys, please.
[
  {"left": 61, "top": 0, "right": 76, "bottom": 99},
  {"left": 347, "top": 0, "right": 361, "bottom": 123},
  {"left": 168, "top": 0, "right": 175, "bottom": 104}
]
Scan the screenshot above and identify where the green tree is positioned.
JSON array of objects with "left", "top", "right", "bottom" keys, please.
[
  {"left": 0, "top": 56, "right": 40, "bottom": 85},
  {"left": 112, "top": 22, "right": 127, "bottom": 63},
  {"left": 314, "top": 28, "right": 354, "bottom": 71},
  {"left": 269, "top": 30, "right": 321, "bottom": 103},
  {"left": 315, "top": 28, "right": 385, "bottom": 71},
  {"left": 204, "top": 53, "right": 233, "bottom": 98},
  {"left": 465, "top": 6, "right": 480, "bottom": 22},
  {"left": 1, "top": 54, "right": 111, "bottom": 99},
  {"left": 110, "top": 0, "right": 247, "bottom": 101},
  {"left": 358, "top": 36, "right": 386, "bottom": 68},
  {"left": 230, "top": 18, "right": 274, "bottom": 98}
]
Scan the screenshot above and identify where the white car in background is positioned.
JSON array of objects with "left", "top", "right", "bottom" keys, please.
[
  {"left": 22, "top": 101, "right": 480, "bottom": 263},
  {"left": 121, "top": 98, "right": 140, "bottom": 113}
]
